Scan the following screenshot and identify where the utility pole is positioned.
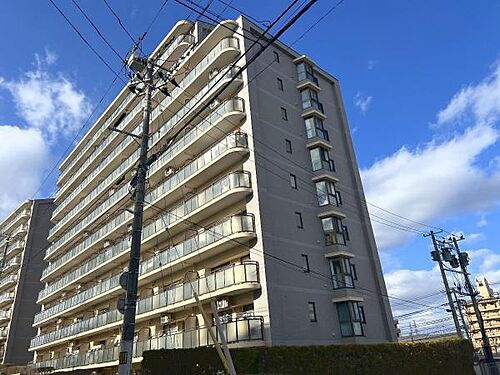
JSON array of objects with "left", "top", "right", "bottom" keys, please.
[
  {"left": 451, "top": 236, "right": 497, "bottom": 370},
  {"left": 427, "top": 231, "right": 462, "bottom": 338},
  {"left": 452, "top": 289, "right": 470, "bottom": 341},
  {"left": 117, "top": 57, "right": 154, "bottom": 375}
]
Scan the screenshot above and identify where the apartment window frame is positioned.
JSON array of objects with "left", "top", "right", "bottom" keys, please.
[
  {"left": 281, "top": 107, "right": 288, "bottom": 121},
  {"left": 290, "top": 174, "right": 297, "bottom": 189},
  {"left": 336, "top": 301, "right": 365, "bottom": 337},
  {"left": 310, "top": 147, "right": 335, "bottom": 172},
  {"left": 300, "top": 88, "right": 324, "bottom": 113},
  {"left": 273, "top": 51, "right": 280, "bottom": 63},
  {"left": 329, "top": 257, "right": 355, "bottom": 289},
  {"left": 315, "top": 180, "right": 340, "bottom": 207},
  {"left": 296, "top": 61, "right": 318, "bottom": 85},
  {"left": 308, "top": 302, "right": 317, "bottom": 322},
  {"left": 305, "top": 116, "right": 329, "bottom": 141},
  {"left": 301, "top": 254, "right": 310, "bottom": 273},
  {"left": 285, "top": 139, "right": 293, "bottom": 154},
  {"left": 321, "top": 216, "right": 349, "bottom": 246},
  {"left": 295, "top": 212, "right": 304, "bottom": 229},
  {"left": 277, "top": 77, "right": 284, "bottom": 91}
]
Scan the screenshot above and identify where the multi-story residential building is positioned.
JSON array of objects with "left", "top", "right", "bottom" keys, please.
[
  {"left": 465, "top": 278, "right": 500, "bottom": 354},
  {"left": 30, "top": 16, "right": 396, "bottom": 373},
  {"left": 0, "top": 199, "right": 54, "bottom": 368}
]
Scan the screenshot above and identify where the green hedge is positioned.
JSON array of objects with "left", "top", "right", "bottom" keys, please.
[{"left": 141, "top": 339, "right": 473, "bottom": 375}]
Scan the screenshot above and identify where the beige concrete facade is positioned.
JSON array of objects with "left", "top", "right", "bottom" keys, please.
[
  {"left": 465, "top": 278, "right": 500, "bottom": 354},
  {"left": 30, "top": 17, "right": 395, "bottom": 373}
]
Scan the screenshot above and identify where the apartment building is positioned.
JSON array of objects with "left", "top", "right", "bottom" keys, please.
[
  {"left": 0, "top": 199, "right": 54, "bottom": 368},
  {"left": 465, "top": 278, "right": 500, "bottom": 354},
  {"left": 30, "top": 16, "right": 395, "bottom": 373}
]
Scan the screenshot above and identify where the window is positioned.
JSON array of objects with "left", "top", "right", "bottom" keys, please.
[
  {"left": 315, "top": 180, "right": 340, "bottom": 207},
  {"left": 304, "top": 117, "right": 329, "bottom": 141},
  {"left": 281, "top": 107, "right": 288, "bottom": 121},
  {"left": 301, "top": 88, "right": 323, "bottom": 113},
  {"left": 273, "top": 51, "right": 280, "bottom": 63},
  {"left": 308, "top": 302, "right": 317, "bottom": 322},
  {"left": 290, "top": 174, "right": 297, "bottom": 189},
  {"left": 285, "top": 139, "right": 292, "bottom": 153},
  {"left": 336, "top": 301, "right": 365, "bottom": 337},
  {"left": 310, "top": 147, "right": 335, "bottom": 172},
  {"left": 277, "top": 77, "right": 284, "bottom": 91},
  {"left": 295, "top": 212, "right": 303, "bottom": 228},
  {"left": 296, "top": 61, "right": 318, "bottom": 85},
  {"left": 329, "top": 257, "right": 355, "bottom": 289},
  {"left": 321, "top": 216, "right": 349, "bottom": 245},
  {"left": 301, "top": 254, "right": 310, "bottom": 273}
]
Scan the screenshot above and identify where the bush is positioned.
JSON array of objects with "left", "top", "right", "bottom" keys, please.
[{"left": 141, "top": 339, "right": 473, "bottom": 375}]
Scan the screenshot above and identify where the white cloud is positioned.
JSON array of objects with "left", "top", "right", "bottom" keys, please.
[
  {"left": 0, "top": 126, "right": 50, "bottom": 218},
  {"left": 367, "top": 59, "right": 378, "bottom": 70},
  {"left": 436, "top": 60, "right": 500, "bottom": 127},
  {"left": 354, "top": 92, "right": 372, "bottom": 114},
  {"left": 361, "top": 124, "right": 500, "bottom": 249},
  {"left": 477, "top": 214, "right": 488, "bottom": 227},
  {"left": 0, "top": 51, "right": 90, "bottom": 143}
]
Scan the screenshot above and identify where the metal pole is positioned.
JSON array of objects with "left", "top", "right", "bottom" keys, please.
[
  {"left": 452, "top": 237, "right": 497, "bottom": 369},
  {"left": 429, "top": 232, "right": 462, "bottom": 338},
  {"left": 211, "top": 301, "right": 237, "bottom": 375},
  {"left": 187, "top": 275, "right": 236, "bottom": 375},
  {"left": 453, "top": 289, "right": 471, "bottom": 341},
  {"left": 118, "top": 60, "right": 154, "bottom": 375}
]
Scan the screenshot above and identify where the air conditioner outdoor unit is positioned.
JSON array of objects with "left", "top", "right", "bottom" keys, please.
[
  {"left": 160, "top": 314, "right": 172, "bottom": 324},
  {"left": 108, "top": 189, "right": 115, "bottom": 197},
  {"left": 216, "top": 297, "right": 230, "bottom": 310},
  {"left": 208, "top": 69, "right": 220, "bottom": 80},
  {"left": 103, "top": 240, "right": 112, "bottom": 248},
  {"left": 164, "top": 167, "right": 175, "bottom": 177},
  {"left": 209, "top": 99, "right": 220, "bottom": 110}
]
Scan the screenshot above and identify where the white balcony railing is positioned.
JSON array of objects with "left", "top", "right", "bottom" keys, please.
[
  {"left": 44, "top": 95, "right": 245, "bottom": 263},
  {"left": 35, "top": 260, "right": 258, "bottom": 327},
  {"left": 49, "top": 61, "right": 242, "bottom": 243},
  {"left": 33, "top": 316, "right": 264, "bottom": 370},
  {"left": 56, "top": 33, "right": 196, "bottom": 188},
  {"left": 53, "top": 36, "right": 237, "bottom": 213}
]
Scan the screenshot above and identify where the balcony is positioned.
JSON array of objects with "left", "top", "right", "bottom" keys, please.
[
  {"left": 42, "top": 167, "right": 250, "bottom": 282},
  {"left": 0, "top": 293, "right": 14, "bottom": 308},
  {"left": 34, "top": 261, "right": 260, "bottom": 329},
  {"left": 53, "top": 36, "right": 240, "bottom": 214},
  {"left": 0, "top": 275, "right": 17, "bottom": 292},
  {"left": 1, "top": 256, "right": 21, "bottom": 274},
  {"left": 5, "top": 240, "right": 24, "bottom": 257},
  {"left": 0, "top": 209, "right": 30, "bottom": 235},
  {"left": 38, "top": 212, "right": 255, "bottom": 304},
  {"left": 10, "top": 224, "right": 28, "bottom": 239},
  {"left": 50, "top": 66, "right": 243, "bottom": 241},
  {"left": 57, "top": 29, "right": 196, "bottom": 188},
  {"left": 0, "top": 329, "right": 7, "bottom": 340},
  {"left": 33, "top": 316, "right": 263, "bottom": 371},
  {"left": 0, "top": 310, "right": 10, "bottom": 323}
]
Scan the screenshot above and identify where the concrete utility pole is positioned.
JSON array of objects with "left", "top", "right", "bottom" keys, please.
[
  {"left": 451, "top": 236, "right": 497, "bottom": 371},
  {"left": 452, "top": 289, "right": 470, "bottom": 341},
  {"left": 117, "top": 58, "right": 154, "bottom": 375},
  {"left": 427, "top": 231, "right": 462, "bottom": 338}
]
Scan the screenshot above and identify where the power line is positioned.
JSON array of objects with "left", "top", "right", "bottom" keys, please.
[
  {"left": 47, "top": 0, "right": 127, "bottom": 84},
  {"left": 101, "top": 0, "right": 136, "bottom": 44},
  {"left": 70, "top": 0, "right": 124, "bottom": 62}
]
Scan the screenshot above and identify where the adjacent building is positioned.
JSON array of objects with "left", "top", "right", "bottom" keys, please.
[
  {"left": 0, "top": 199, "right": 54, "bottom": 368},
  {"left": 465, "top": 277, "right": 500, "bottom": 354},
  {"left": 30, "top": 16, "right": 396, "bottom": 373}
]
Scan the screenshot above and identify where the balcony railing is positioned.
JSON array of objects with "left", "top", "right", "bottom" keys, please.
[
  {"left": 5, "top": 240, "right": 24, "bottom": 256},
  {"left": 0, "top": 293, "right": 14, "bottom": 305},
  {"left": 57, "top": 32, "right": 196, "bottom": 187},
  {"left": 50, "top": 62, "right": 242, "bottom": 239},
  {"left": 34, "top": 261, "right": 259, "bottom": 326},
  {"left": 2, "top": 256, "right": 21, "bottom": 273},
  {"left": 33, "top": 316, "right": 263, "bottom": 370},
  {"left": 39, "top": 211, "right": 253, "bottom": 303},
  {"left": 302, "top": 98, "right": 324, "bottom": 113},
  {"left": 0, "top": 275, "right": 17, "bottom": 290},
  {"left": 0, "top": 310, "right": 10, "bottom": 321},
  {"left": 54, "top": 36, "right": 238, "bottom": 211},
  {"left": 33, "top": 252, "right": 257, "bottom": 347},
  {"left": 43, "top": 167, "right": 250, "bottom": 283}
]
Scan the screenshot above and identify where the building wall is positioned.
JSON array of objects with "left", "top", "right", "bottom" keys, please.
[{"left": 4, "top": 199, "right": 54, "bottom": 365}]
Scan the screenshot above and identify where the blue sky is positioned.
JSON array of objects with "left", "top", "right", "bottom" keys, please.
[{"left": 1, "top": 0, "right": 500, "bottom": 331}]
